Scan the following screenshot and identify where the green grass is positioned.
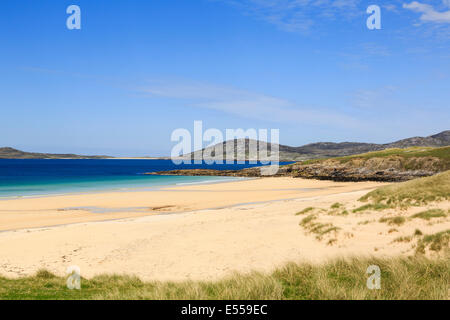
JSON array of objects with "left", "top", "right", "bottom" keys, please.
[
  {"left": 338, "top": 146, "right": 449, "bottom": 163},
  {"left": 379, "top": 216, "right": 406, "bottom": 226},
  {"left": 300, "top": 214, "right": 317, "bottom": 225},
  {"left": 331, "top": 202, "right": 343, "bottom": 209},
  {"left": 353, "top": 203, "right": 392, "bottom": 213},
  {"left": 0, "top": 257, "right": 448, "bottom": 300},
  {"left": 416, "top": 230, "right": 450, "bottom": 254},
  {"left": 359, "top": 171, "right": 450, "bottom": 208},
  {"left": 310, "top": 224, "right": 339, "bottom": 237},
  {"left": 296, "top": 207, "right": 315, "bottom": 215},
  {"left": 299, "top": 214, "right": 339, "bottom": 240},
  {"left": 394, "top": 236, "right": 412, "bottom": 243},
  {"left": 302, "top": 147, "right": 450, "bottom": 164},
  {"left": 300, "top": 146, "right": 450, "bottom": 166},
  {"left": 327, "top": 204, "right": 348, "bottom": 216},
  {"left": 411, "top": 209, "right": 447, "bottom": 220}
]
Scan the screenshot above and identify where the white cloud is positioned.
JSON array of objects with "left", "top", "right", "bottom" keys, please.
[
  {"left": 403, "top": 1, "right": 450, "bottom": 23},
  {"left": 139, "top": 80, "right": 357, "bottom": 127}
]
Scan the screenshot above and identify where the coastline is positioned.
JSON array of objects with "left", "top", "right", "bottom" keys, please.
[{"left": 0, "top": 177, "right": 383, "bottom": 232}]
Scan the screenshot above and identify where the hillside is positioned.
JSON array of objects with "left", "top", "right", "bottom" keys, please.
[
  {"left": 151, "top": 146, "right": 450, "bottom": 182},
  {"left": 386, "top": 130, "right": 450, "bottom": 148},
  {"left": 0, "top": 147, "right": 111, "bottom": 159},
  {"left": 286, "top": 146, "right": 450, "bottom": 181},
  {"left": 181, "top": 130, "right": 450, "bottom": 161}
]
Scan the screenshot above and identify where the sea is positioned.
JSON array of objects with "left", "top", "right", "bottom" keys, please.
[{"left": 0, "top": 159, "right": 290, "bottom": 198}]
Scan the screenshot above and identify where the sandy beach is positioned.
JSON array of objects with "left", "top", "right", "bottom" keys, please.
[{"left": 0, "top": 177, "right": 448, "bottom": 281}]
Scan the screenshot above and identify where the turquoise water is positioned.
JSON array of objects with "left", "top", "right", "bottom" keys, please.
[
  {"left": 0, "top": 159, "right": 284, "bottom": 198},
  {"left": 0, "top": 174, "right": 240, "bottom": 198}
]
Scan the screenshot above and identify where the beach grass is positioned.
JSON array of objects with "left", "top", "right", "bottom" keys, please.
[
  {"left": 0, "top": 256, "right": 448, "bottom": 300},
  {"left": 359, "top": 170, "right": 450, "bottom": 208},
  {"left": 295, "top": 207, "right": 315, "bottom": 215},
  {"left": 379, "top": 216, "right": 406, "bottom": 226},
  {"left": 416, "top": 230, "right": 450, "bottom": 254},
  {"left": 353, "top": 203, "right": 392, "bottom": 213},
  {"left": 411, "top": 209, "right": 447, "bottom": 220}
]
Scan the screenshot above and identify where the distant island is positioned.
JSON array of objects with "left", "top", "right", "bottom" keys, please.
[{"left": 0, "top": 147, "right": 112, "bottom": 159}]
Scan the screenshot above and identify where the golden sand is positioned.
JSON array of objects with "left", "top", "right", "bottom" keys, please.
[{"left": 0, "top": 177, "right": 448, "bottom": 280}]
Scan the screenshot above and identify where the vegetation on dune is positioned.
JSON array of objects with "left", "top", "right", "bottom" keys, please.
[
  {"left": 379, "top": 216, "right": 406, "bottom": 226},
  {"left": 295, "top": 207, "right": 315, "bottom": 215},
  {"left": 327, "top": 204, "right": 349, "bottom": 216},
  {"left": 416, "top": 230, "right": 450, "bottom": 255},
  {"left": 299, "top": 214, "right": 339, "bottom": 240},
  {"left": 393, "top": 236, "right": 413, "bottom": 243},
  {"left": 411, "top": 209, "right": 447, "bottom": 220},
  {"left": 359, "top": 170, "right": 450, "bottom": 208},
  {"left": 353, "top": 203, "right": 392, "bottom": 213},
  {"left": 390, "top": 228, "right": 449, "bottom": 255},
  {"left": 330, "top": 202, "right": 343, "bottom": 209},
  {"left": 0, "top": 257, "right": 448, "bottom": 300}
]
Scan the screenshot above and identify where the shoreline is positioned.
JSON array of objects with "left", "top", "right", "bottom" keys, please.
[
  {"left": 0, "top": 187, "right": 372, "bottom": 234},
  {"left": 0, "top": 177, "right": 385, "bottom": 232}
]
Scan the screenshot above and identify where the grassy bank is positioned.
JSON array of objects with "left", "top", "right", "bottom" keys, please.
[
  {"left": 359, "top": 170, "right": 450, "bottom": 207},
  {"left": 302, "top": 146, "right": 450, "bottom": 165},
  {"left": 0, "top": 256, "right": 448, "bottom": 300},
  {"left": 337, "top": 146, "right": 449, "bottom": 163}
]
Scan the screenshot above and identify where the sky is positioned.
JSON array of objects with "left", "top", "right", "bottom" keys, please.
[{"left": 0, "top": 0, "right": 449, "bottom": 156}]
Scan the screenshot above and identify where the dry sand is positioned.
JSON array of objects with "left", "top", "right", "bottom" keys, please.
[{"left": 0, "top": 177, "right": 448, "bottom": 281}]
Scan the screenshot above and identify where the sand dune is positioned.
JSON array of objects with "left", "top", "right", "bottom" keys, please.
[{"left": 0, "top": 178, "right": 448, "bottom": 281}]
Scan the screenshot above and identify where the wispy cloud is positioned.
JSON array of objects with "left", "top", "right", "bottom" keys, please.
[
  {"left": 350, "top": 86, "right": 398, "bottom": 109},
  {"left": 403, "top": 1, "right": 450, "bottom": 24},
  {"left": 361, "top": 42, "right": 391, "bottom": 56},
  {"left": 215, "top": 0, "right": 362, "bottom": 33},
  {"left": 383, "top": 4, "right": 398, "bottom": 12},
  {"left": 139, "top": 80, "right": 357, "bottom": 127}
]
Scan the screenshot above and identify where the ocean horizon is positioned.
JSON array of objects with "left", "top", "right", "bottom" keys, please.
[{"left": 0, "top": 159, "right": 288, "bottom": 198}]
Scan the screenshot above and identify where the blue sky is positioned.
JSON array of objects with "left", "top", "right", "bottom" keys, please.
[{"left": 0, "top": 0, "right": 449, "bottom": 156}]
